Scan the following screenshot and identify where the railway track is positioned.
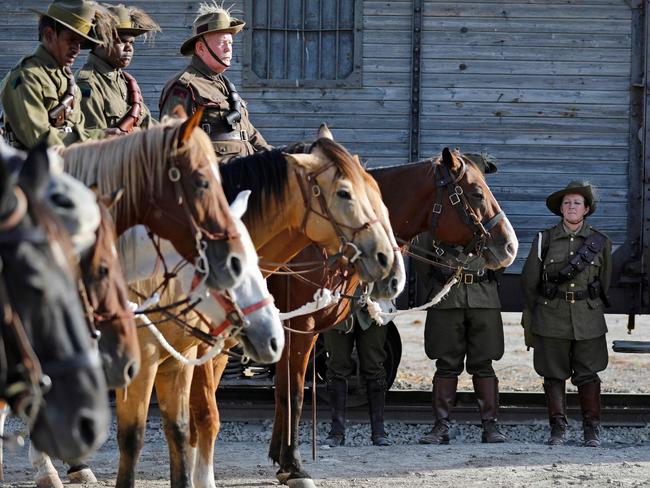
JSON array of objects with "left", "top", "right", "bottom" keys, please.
[{"left": 215, "top": 386, "right": 650, "bottom": 426}]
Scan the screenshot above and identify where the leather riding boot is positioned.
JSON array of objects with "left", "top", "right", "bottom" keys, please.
[
  {"left": 326, "top": 378, "right": 347, "bottom": 447},
  {"left": 578, "top": 381, "right": 602, "bottom": 448},
  {"left": 419, "top": 376, "right": 458, "bottom": 445},
  {"left": 367, "top": 379, "right": 392, "bottom": 446},
  {"left": 473, "top": 376, "right": 506, "bottom": 443},
  {"left": 544, "top": 379, "right": 568, "bottom": 445}
]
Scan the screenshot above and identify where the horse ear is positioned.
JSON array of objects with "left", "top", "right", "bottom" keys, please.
[
  {"left": 19, "top": 141, "right": 51, "bottom": 199},
  {"left": 441, "top": 147, "right": 461, "bottom": 172},
  {"left": 317, "top": 124, "right": 334, "bottom": 140},
  {"left": 229, "top": 190, "right": 251, "bottom": 220},
  {"left": 178, "top": 107, "right": 205, "bottom": 146},
  {"left": 99, "top": 187, "right": 125, "bottom": 210}
]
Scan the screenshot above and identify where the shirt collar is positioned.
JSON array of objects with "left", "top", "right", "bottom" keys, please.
[
  {"left": 86, "top": 52, "right": 120, "bottom": 80},
  {"left": 552, "top": 220, "right": 591, "bottom": 239},
  {"left": 190, "top": 55, "right": 222, "bottom": 81},
  {"left": 35, "top": 45, "right": 61, "bottom": 70}
]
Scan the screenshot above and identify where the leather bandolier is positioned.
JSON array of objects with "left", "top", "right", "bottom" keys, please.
[
  {"left": 116, "top": 71, "right": 143, "bottom": 133},
  {"left": 539, "top": 230, "right": 608, "bottom": 305}
]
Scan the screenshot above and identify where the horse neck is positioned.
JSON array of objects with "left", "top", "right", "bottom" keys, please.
[
  {"left": 118, "top": 226, "right": 185, "bottom": 284},
  {"left": 370, "top": 160, "right": 437, "bottom": 241},
  {"left": 256, "top": 230, "right": 312, "bottom": 277}
]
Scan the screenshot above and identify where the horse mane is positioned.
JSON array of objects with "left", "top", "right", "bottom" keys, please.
[
  {"left": 62, "top": 119, "right": 216, "bottom": 221},
  {"left": 87, "top": 201, "right": 116, "bottom": 270}
]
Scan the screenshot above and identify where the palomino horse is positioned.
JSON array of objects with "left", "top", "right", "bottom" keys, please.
[
  {"left": 186, "top": 127, "right": 403, "bottom": 488},
  {"left": 259, "top": 147, "right": 519, "bottom": 487},
  {"left": 62, "top": 109, "right": 247, "bottom": 292},
  {"left": 0, "top": 142, "right": 109, "bottom": 463}
]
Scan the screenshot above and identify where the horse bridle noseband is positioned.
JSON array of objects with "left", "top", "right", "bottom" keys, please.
[
  {"left": 295, "top": 162, "right": 380, "bottom": 265},
  {"left": 429, "top": 155, "right": 505, "bottom": 266}
]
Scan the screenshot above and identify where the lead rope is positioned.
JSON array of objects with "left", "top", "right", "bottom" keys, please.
[
  {"left": 312, "top": 338, "right": 317, "bottom": 460},
  {"left": 285, "top": 274, "right": 292, "bottom": 447}
]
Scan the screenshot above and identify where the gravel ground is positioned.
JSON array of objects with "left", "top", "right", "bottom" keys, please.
[
  {"left": 2, "top": 312, "right": 649, "bottom": 487},
  {"left": 392, "top": 312, "right": 650, "bottom": 393}
]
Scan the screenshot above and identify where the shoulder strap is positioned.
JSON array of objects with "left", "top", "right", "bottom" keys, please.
[
  {"left": 547, "top": 230, "right": 607, "bottom": 284},
  {"left": 537, "top": 229, "right": 550, "bottom": 262}
]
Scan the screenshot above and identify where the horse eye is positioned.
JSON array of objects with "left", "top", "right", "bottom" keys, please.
[
  {"left": 195, "top": 178, "right": 210, "bottom": 190},
  {"left": 473, "top": 192, "right": 484, "bottom": 200},
  {"left": 336, "top": 189, "right": 352, "bottom": 200},
  {"left": 98, "top": 264, "right": 110, "bottom": 279}
]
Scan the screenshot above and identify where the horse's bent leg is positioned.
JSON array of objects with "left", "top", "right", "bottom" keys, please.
[
  {"left": 189, "top": 346, "right": 227, "bottom": 488},
  {"left": 155, "top": 356, "right": 196, "bottom": 488},
  {"left": 28, "top": 445, "right": 63, "bottom": 488},
  {"left": 274, "top": 330, "right": 318, "bottom": 484},
  {"left": 115, "top": 360, "right": 157, "bottom": 488}
]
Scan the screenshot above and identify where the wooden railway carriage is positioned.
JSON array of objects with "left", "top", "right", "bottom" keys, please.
[{"left": 2, "top": 0, "right": 649, "bottom": 366}]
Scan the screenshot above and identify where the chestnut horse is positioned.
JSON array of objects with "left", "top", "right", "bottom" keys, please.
[
  {"left": 264, "top": 148, "right": 519, "bottom": 486},
  {"left": 62, "top": 109, "right": 247, "bottom": 292},
  {"left": 0, "top": 142, "right": 110, "bottom": 463},
  {"left": 186, "top": 127, "right": 404, "bottom": 488}
]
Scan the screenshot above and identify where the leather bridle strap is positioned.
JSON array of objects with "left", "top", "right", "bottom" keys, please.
[
  {"left": 0, "top": 187, "right": 27, "bottom": 232},
  {"left": 208, "top": 290, "right": 275, "bottom": 337}
]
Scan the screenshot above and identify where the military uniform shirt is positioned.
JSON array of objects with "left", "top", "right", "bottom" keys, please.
[
  {"left": 159, "top": 56, "right": 270, "bottom": 161},
  {"left": 77, "top": 53, "right": 154, "bottom": 130},
  {"left": 1, "top": 45, "right": 103, "bottom": 148},
  {"left": 521, "top": 221, "right": 612, "bottom": 341}
]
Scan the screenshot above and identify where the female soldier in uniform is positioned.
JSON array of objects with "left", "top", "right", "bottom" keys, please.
[{"left": 521, "top": 182, "right": 612, "bottom": 447}]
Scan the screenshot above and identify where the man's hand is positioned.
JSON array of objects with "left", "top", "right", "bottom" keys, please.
[{"left": 104, "top": 127, "right": 125, "bottom": 138}]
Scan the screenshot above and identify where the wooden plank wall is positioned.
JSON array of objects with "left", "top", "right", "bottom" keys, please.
[
  {"left": 0, "top": 1, "right": 635, "bottom": 273},
  {"left": 419, "top": 0, "right": 633, "bottom": 271}
]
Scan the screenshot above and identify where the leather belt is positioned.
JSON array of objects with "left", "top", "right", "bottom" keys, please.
[
  {"left": 562, "top": 290, "right": 589, "bottom": 303},
  {"left": 460, "top": 272, "right": 491, "bottom": 285},
  {"left": 201, "top": 123, "right": 249, "bottom": 142}
]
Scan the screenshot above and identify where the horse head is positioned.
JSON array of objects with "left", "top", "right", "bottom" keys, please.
[
  {"left": 432, "top": 147, "right": 518, "bottom": 269},
  {"left": 80, "top": 192, "right": 140, "bottom": 389},
  {"left": 283, "top": 125, "right": 396, "bottom": 283},
  {"left": 0, "top": 141, "right": 109, "bottom": 463}
]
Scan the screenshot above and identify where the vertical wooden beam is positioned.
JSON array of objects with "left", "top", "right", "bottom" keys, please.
[{"left": 410, "top": 0, "right": 423, "bottom": 161}]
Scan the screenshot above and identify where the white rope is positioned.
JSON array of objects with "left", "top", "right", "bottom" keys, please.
[
  {"left": 277, "top": 288, "right": 341, "bottom": 320},
  {"left": 129, "top": 298, "right": 225, "bottom": 366},
  {"left": 365, "top": 276, "right": 459, "bottom": 323}
]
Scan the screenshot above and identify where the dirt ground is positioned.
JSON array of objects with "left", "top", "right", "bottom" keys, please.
[{"left": 2, "top": 312, "right": 650, "bottom": 487}]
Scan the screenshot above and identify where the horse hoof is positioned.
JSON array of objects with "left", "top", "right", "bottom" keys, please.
[
  {"left": 287, "top": 478, "right": 317, "bottom": 488},
  {"left": 276, "top": 470, "right": 290, "bottom": 484},
  {"left": 35, "top": 473, "right": 64, "bottom": 488},
  {"left": 67, "top": 467, "right": 98, "bottom": 484}
]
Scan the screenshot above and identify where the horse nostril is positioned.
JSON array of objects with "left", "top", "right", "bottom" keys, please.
[
  {"left": 377, "top": 252, "right": 388, "bottom": 268},
  {"left": 229, "top": 255, "right": 242, "bottom": 278},
  {"left": 50, "top": 192, "right": 74, "bottom": 209},
  {"left": 506, "top": 242, "right": 517, "bottom": 256},
  {"left": 77, "top": 414, "right": 97, "bottom": 447},
  {"left": 270, "top": 337, "right": 278, "bottom": 353}
]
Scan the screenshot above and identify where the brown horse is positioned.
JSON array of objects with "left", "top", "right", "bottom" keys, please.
[
  {"left": 62, "top": 109, "right": 247, "bottom": 292},
  {"left": 187, "top": 128, "right": 404, "bottom": 488},
  {"left": 114, "top": 126, "right": 396, "bottom": 488},
  {"left": 260, "top": 148, "right": 518, "bottom": 486}
]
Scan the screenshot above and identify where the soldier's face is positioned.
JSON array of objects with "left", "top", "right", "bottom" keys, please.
[
  {"left": 196, "top": 32, "right": 233, "bottom": 73},
  {"left": 42, "top": 27, "right": 83, "bottom": 67},
  {"left": 106, "top": 35, "right": 135, "bottom": 69},
  {"left": 561, "top": 194, "right": 589, "bottom": 224}
]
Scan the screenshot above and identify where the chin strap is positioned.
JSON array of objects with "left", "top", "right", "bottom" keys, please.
[{"left": 201, "top": 35, "right": 230, "bottom": 69}]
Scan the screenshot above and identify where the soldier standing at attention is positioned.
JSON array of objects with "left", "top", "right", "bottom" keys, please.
[
  {"left": 415, "top": 154, "right": 507, "bottom": 445},
  {"left": 159, "top": 2, "right": 271, "bottom": 163},
  {"left": 521, "top": 182, "right": 612, "bottom": 447},
  {"left": 1, "top": 0, "right": 116, "bottom": 149},
  {"left": 77, "top": 4, "right": 160, "bottom": 132}
]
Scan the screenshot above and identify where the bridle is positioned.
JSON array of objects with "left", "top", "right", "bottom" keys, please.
[
  {"left": 294, "top": 162, "right": 380, "bottom": 266},
  {"left": 428, "top": 155, "right": 505, "bottom": 267}
]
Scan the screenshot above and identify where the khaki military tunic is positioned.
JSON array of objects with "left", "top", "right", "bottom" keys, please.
[
  {"left": 411, "top": 231, "right": 504, "bottom": 378},
  {"left": 521, "top": 221, "right": 612, "bottom": 384},
  {"left": 159, "top": 56, "right": 270, "bottom": 162},
  {"left": 77, "top": 53, "right": 154, "bottom": 130},
  {"left": 1, "top": 46, "right": 103, "bottom": 149}
]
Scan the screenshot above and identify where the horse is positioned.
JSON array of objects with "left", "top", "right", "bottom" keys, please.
[
  {"left": 259, "top": 147, "right": 519, "bottom": 487},
  {"left": 0, "top": 142, "right": 110, "bottom": 464},
  {"left": 62, "top": 109, "right": 247, "bottom": 292},
  {"left": 185, "top": 127, "right": 404, "bottom": 488}
]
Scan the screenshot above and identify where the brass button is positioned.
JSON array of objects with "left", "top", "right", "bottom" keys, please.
[
  {"left": 570, "top": 283, "right": 575, "bottom": 288},
  {"left": 549, "top": 259, "right": 554, "bottom": 263},
  {"left": 544, "top": 301, "right": 548, "bottom": 305},
  {"left": 569, "top": 252, "right": 574, "bottom": 255},
  {"left": 570, "top": 237, "right": 574, "bottom": 242}
]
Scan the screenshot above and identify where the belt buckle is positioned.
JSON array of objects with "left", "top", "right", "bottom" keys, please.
[
  {"left": 565, "top": 291, "right": 575, "bottom": 303},
  {"left": 432, "top": 203, "right": 442, "bottom": 214},
  {"left": 201, "top": 123, "right": 211, "bottom": 134},
  {"left": 464, "top": 274, "right": 474, "bottom": 285},
  {"left": 240, "top": 130, "right": 249, "bottom": 141}
]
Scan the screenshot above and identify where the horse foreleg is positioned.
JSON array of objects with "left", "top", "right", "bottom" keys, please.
[
  {"left": 189, "top": 346, "right": 229, "bottom": 488},
  {"left": 273, "top": 329, "right": 318, "bottom": 485},
  {"left": 0, "top": 402, "right": 7, "bottom": 481},
  {"left": 155, "top": 357, "right": 196, "bottom": 488},
  {"left": 28, "top": 445, "right": 63, "bottom": 488},
  {"left": 115, "top": 359, "right": 157, "bottom": 488}
]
